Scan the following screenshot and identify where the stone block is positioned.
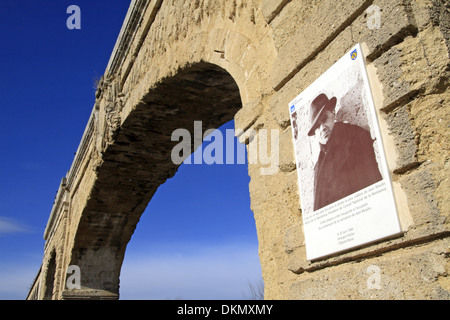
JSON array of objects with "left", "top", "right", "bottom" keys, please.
[
  {"left": 278, "top": 126, "right": 296, "bottom": 173},
  {"left": 234, "top": 98, "right": 263, "bottom": 132},
  {"left": 397, "top": 162, "right": 448, "bottom": 235},
  {"left": 373, "top": 26, "right": 449, "bottom": 111},
  {"left": 428, "top": 0, "right": 450, "bottom": 53},
  {"left": 286, "top": 246, "right": 307, "bottom": 274},
  {"left": 350, "top": 0, "right": 416, "bottom": 61},
  {"left": 261, "top": 0, "right": 291, "bottom": 24},
  {"left": 289, "top": 239, "right": 450, "bottom": 299},
  {"left": 268, "top": 0, "right": 325, "bottom": 50},
  {"left": 62, "top": 289, "right": 119, "bottom": 300},
  {"left": 270, "top": 0, "right": 371, "bottom": 90},
  {"left": 270, "top": 27, "right": 354, "bottom": 129},
  {"left": 284, "top": 223, "right": 304, "bottom": 254},
  {"left": 384, "top": 105, "right": 419, "bottom": 173}
]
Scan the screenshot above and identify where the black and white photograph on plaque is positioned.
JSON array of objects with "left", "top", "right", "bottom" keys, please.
[{"left": 289, "top": 44, "right": 402, "bottom": 260}]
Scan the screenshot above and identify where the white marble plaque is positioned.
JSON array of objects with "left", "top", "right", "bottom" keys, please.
[{"left": 289, "top": 44, "right": 402, "bottom": 260}]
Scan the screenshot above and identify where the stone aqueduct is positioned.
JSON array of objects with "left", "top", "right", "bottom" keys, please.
[{"left": 27, "top": 0, "right": 449, "bottom": 300}]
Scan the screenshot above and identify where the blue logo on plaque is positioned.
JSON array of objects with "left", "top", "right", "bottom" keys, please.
[
  {"left": 350, "top": 49, "right": 358, "bottom": 60},
  {"left": 290, "top": 105, "right": 295, "bottom": 113}
]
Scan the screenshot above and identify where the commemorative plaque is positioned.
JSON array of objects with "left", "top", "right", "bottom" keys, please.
[{"left": 289, "top": 44, "right": 402, "bottom": 260}]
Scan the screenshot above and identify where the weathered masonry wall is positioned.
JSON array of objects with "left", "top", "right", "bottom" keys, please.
[
  {"left": 259, "top": 0, "right": 450, "bottom": 299},
  {"left": 28, "top": 0, "right": 449, "bottom": 300}
]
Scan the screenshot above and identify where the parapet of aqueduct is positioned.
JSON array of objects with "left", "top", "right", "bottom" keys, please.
[{"left": 28, "top": 0, "right": 449, "bottom": 300}]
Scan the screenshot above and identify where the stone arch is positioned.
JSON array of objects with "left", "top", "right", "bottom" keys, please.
[
  {"left": 66, "top": 62, "right": 248, "bottom": 298},
  {"left": 62, "top": 0, "right": 278, "bottom": 299}
]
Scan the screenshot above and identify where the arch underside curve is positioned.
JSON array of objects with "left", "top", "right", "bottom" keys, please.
[{"left": 67, "top": 62, "right": 243, "bottom": 297}]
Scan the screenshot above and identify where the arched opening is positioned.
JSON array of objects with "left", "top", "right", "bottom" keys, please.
[
  {"left": 119, "top": 119, "right": 262, "bottom": 299},
  {"left": 68, "top": 61, "right": 258, "bottom": 298},
  {"left": 43, "top": 251, "right": 56, "bottom": 300}
]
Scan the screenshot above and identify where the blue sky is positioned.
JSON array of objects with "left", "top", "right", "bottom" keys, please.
[{"left": 0, "top": 1, "right": 261, "bottom": 300}]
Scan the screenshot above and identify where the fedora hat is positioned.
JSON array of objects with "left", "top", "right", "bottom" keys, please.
[{"left": 307, "top": 93, "right": 337, "bottom": 136}]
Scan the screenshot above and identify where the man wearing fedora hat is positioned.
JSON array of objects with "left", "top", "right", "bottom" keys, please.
[{"left": 308, "top": 93, "right": 382, "bottom": 211}]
